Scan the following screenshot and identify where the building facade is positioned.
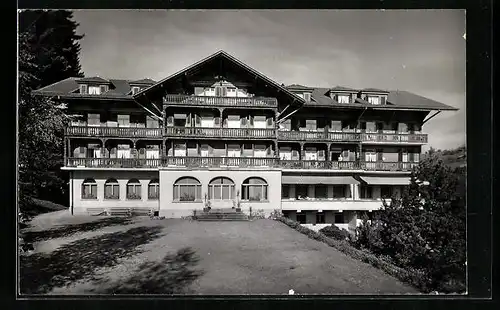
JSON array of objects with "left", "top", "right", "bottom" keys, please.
[{"left": 33, "top": 51, "right": 458, "bottom": 232}]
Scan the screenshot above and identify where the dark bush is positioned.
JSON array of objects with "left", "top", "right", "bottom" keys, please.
[{"left": 319, "top": 225, "right": 350, "bottom": 241}]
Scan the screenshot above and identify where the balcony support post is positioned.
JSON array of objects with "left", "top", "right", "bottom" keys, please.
[
  {"left": 64, "top": 137, "right": 67, "bottom": 166},
  {"left": 325, "top": 142, "right": 331, "bottom": 161},
  {"left": 68, "top": 139, "right": 71, "bottom": 160},
  {"left": 218, "top": 108, "right": 224, "bottom": 128},
  {"left": 300, "top": 142, "right": 305, "bottom": 160}
]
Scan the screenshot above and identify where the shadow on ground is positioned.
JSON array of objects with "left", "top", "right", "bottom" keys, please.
[
  {"left": 20, "top": 225, "right": 164, "bottom": 294},
  {"left": 22, "top": 217, "right": 134, "bottom": 243},
  {"left": 94, "top": 247, "right": 204, "bottom": 294}
]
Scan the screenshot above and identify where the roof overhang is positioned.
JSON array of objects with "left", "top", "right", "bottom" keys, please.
[
  {"left": 359, "top": 176, "right": 410, "bottom": 185},
  {"left": 132, "top": 50, "right": 305, "bottom": 104},
  {"left": 282, "top": 175, "right": 359, "bottom": 185}
]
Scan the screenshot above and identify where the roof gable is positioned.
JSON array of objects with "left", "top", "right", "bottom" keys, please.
[
  {"left": 76, "top": 76, "right": 111, "bottom": 84},
  {"left": 133, "top": 50, "right": 305, "bottom": 104}
]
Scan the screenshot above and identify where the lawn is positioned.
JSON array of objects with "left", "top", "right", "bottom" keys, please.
[{"left": 19, "top": 212, "right": 418, "bottom": 295}]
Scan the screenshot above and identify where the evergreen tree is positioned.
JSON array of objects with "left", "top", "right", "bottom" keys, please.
[{"left": 18, "top": 10, "right": 84, "bottom": 215}]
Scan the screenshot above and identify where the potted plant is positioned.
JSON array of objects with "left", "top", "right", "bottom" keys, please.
[
  {"left": 203, "top": 193, "right": 211, "bottom": 212},
  {"left": 234, "top": 190, "right": 242, "bottom": 212}
]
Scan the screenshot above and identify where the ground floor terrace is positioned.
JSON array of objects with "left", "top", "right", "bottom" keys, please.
[{"left": 67, "top": 168, "right": 410, "bottom": 233}]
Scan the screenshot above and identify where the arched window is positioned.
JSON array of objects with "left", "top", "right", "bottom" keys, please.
[
  {"left": 148, "top": 179, "right": 160, "bottom": 200},
  {"left": 241, "top": 177, "right": 268, "bottom": 201},
  {"left": 82, "top": 178, "right": 97, "bottom": 199},
  {"left": 173, "top": 177, "right": 201, "bottom": 201},
  {"left": 104, "top": 178, "right": 119, "bottom": 200},
  {"left": 126, "top": 179, "right": 142, "bottom": 200},
  {"left": 208, "top": 177, "right": 235, "bottom": 200}
]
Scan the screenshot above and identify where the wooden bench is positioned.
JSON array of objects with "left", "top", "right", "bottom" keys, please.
[
  {"left": 130, "top": 208, "right": 153, "bottom": 216},
  {"left": 107, "top": 208, "right": 132, "bottom": 216}
]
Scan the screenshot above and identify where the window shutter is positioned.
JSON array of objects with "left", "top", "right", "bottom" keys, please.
[
  {"left": 408, "top": 152, "right": 414, "bottom": 162},
  {"left": 342, "top": 150, "right": 349, "bottom": 158},
  {"left": 318, "top": 150, "right": 325, "bottom": 158},
  {"left": 222, "top": 87, "right": 227, "bottom": 97},
  {"left": 241, "top": 118, "right": 247, "bottom": 127},
  {"left": 100, "top": 85, "right": 107, "bottom": 94},
  {"left": 214, "top": 117, "right": 220, "bottom": 127},
  {"left": 194, "top": 87, "right": 203, "bottom": 96},
  {"left": 249, "top": 116, "right": 254, "bottom": 127},
  {"left": 292, "top": 150, "right": 299, "bottom": 159},
  {"left": 377, "top": 151, "right": 384, "bottom": 161},
  {"left": 185, "top": 114, "right": 192, "bottom": 127},
  {"left": 223, "top": 118, "right": 228, "bottom": 127},
  {"left": 80, "top": 84, "right": 87, "bottom": 94},
  {"left": 381, "top": 96, "right": 386, "bottom": 105},
  {"left": 267, "top": 117, "right": 273, "bottom": 127},
  {"left": 195, "top": 115, "right": 201, "bottom": 126},
  {"left": 267, "top": 147, "right": 272, "bottom": 156},
  {"left": 413, "top": 153, "right": 420, "bottom": 162}
]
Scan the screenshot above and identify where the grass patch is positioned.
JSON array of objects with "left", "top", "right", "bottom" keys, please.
[
  {"left": 275, "top": 217, "right": 428, "bottom": 293},
  {"left": 94, "top": 247, "right": 203, "bottom": 294},
  {"left": 22, "top": 217, "right": 134, "bottom": 243},
  {"left": 19, "top": 225, "right": 164, "bottom": 294}
]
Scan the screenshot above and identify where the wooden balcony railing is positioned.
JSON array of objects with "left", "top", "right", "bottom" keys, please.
[
  {"left": 279, "top": 160, "right": 360, "bottom": 170},
  {"left": 65, "top": 126, "right": 162, "bottom": 138},
  {"left": 165, "top": 127, "right": 276, "bottom": 139},
  {"left": 162, "top": 156, "right": 279, "bottom": 168},
  {"left": 361, "top": 161, "right": 418, "bottom": 171},
  {"left": 163, "top": 94, "right": 278, "bottom": 108},
  {"left": 66, "top": 157, "right": 417, "bottom": 171},
  {"left": 361, "top": 132, "right": 428, "bottom": 143},
  {"left": 278, "top": 130, "right": 427, "bottom": 143},
  {"left": 67, "top": 158, "right": 161, "bottom": 168}
]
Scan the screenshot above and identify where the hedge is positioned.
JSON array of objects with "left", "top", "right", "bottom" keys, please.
[{"left": 275, "top": 217, "right": 430, "bottom": 293}]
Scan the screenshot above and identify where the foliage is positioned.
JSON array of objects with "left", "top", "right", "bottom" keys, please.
[
  {"left": 268, "top": 209, "right": 283, "bottom": 219},
  {"left": 319, "top": 224, "right": 351, "bottom": 241},
  {"left": 353, "top": 151, "right": 466, "bottom": 293},
  {"left": 18, "top": 10, "right": 84, "bottom": 217},
  {"left": 251, "top": 209, "right": 266, "bottom": 219}
]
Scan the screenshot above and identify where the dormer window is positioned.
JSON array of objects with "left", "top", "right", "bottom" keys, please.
[
  {"left": 131, "top": 86, "right": 140, "bottom": 95},
  {"left": 367, "top": 96, "right": 380, "bottom": 105},
  {"left": 303, "top": 92, "right": 311, "bottom": 101},
  {"left": 337, "top": 94, "right": 350, "bottom": 104}
]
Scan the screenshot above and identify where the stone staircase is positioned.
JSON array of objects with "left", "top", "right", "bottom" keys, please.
[{"left": 195, "top": 208, "right": 249, "bottom": 221}]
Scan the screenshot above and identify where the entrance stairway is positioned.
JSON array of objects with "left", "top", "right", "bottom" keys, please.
[{"left": 195, "top": 208, "right": 249, "bottom": 221}]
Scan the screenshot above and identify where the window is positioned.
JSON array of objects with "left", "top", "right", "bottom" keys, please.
[
  {"left": 360, "top": 185, "right": 374, "bottom": 199},
  {"left": 215, "top": 86, "right": 227, "bottom": 97},
  {"left": 104, "top": 178, "right": 119, "bottom": 199},
  {"left": 334, "top": 212, "right": 344, "bottom": 223},
  {"left": 282, "top": 185, "right": 290, "bottom": 199},
  {"left": 316, "top": 212, "right": 325, "bottom": 224},
  {"left": 82, "top": 178, "right": 97, "bottom": 199},
  {"left": 296, "top": 185, "right": 308, "bottom": 199},
  {"left": 148, "top": 179, "right": 160, "bottom": 200},
  {"left": 100, "top": 85, "right": 108, "bottom": 94},
  {"left": 173, "top": 177, "right": 201, "bottom": 201},
  {"left": 87, "top": 113, "right": 101, "bottom": 126},
  {"left": 331, "top": 120, "right": 342, "bottom": 131},
  {"left": 367, "top": 96, "right": 380, "bottom": 105},
  {"left": 146, "top": 116, "right": 159, "bottom": 128},
  {"left": 208, "top": 177, "right": 235, "bottom": 200},
  {"left": 80, "top": 84, "right": 88, "bottom": 94},
  {"left": 365, "top": 151, "right": 377, "bottom": 162},
  {"left": 131, "top": 86, "right": 140, "bottom": 95},
  {"left": 366, "top": 121, "right": 376, "bottom": 132},
  {"left": 126, "top": 179, "right": 142, "bottom": 200},
  {"left": 337, "top": 94, "right": 350, "bottom": 103},
  {"left": 315, "top": 185, "right": 327, "bottom": 199},
  {"left": 242, "top": 177, "right": 268, "bottom": 201},
  {"left": 305, "top": 119, "right": 317, "bottom": 130},
  {"left": 332, "top": 185, "right": 345, "bottom": 198},
  {"left": 303, "top": 92, "right": 311, "bottom": 101},
  {"left": 118, "top": 115, "right": 130, "bottom": 127},
  {"left": 297, "top": 212, "right": 306, "bottom": 224},
  {"left": 88, "top": 86, "right": 101, "bottom": 95},
  {"left": 380, "top": 186, "right": 393, "bottom": 198}
]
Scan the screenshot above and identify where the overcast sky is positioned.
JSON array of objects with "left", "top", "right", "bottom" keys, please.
[{"left": 72, "top": 10, "right": 465, "bottom": 151}]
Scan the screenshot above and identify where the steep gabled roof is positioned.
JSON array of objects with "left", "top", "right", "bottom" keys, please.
[
  {"left": 286, "top": 84, "right": 314, "bottom": 91},
  {"left": 330, "top": 86, "right": 358, "bottom": 92},
  {"left": 133, "top": 50, "right": 305, "bottom": 103},
  {"left": 361, "top": 87, "right": 390, "bottom": 94}
]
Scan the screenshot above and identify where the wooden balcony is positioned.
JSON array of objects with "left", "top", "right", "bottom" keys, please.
[
  {"left": 165, "top": 127, "right": 276, "bottom": 139},
  {"left": 361, "top": 132, "right": 428, "bottom": 144},
  {"left": 278, "top": 130, "right": 361, "bottom": 142},
  {"left": 361, "top": 161, "right": 418, "bottom": 171},
  {"left": 163, "top": 95, "right": 278, "bottom": 108},
  {"left": 278, "top": 130, "right": 427, "bottom": 144},
  {"left": 279, "top": 160, "right": 360, "bottom": 170},
  {"left": 65, "top": 126, "right": 162, "bottom": 139},
  {"left": 67, "top": 158, "right": 161, "bottom": 168},
  {"left": 163, "top": 156, "right": 279, "bottom": 168}
]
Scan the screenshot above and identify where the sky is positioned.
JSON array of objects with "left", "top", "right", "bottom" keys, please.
[{"left": 72, "top": 10, "right": 466, "bottom": 151}]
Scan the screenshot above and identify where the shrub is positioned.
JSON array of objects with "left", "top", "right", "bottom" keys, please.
[
  {"left": 319, "top": 225, "right": 350, "bottom": 241},
  {"left": 354, "top": 213, "right": 385, "bottom": 253}
]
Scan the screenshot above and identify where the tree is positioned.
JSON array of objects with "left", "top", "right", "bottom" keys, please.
[
  {"left": 18, "top": 10, "right": 84, "bottom": 215},
  {"left": 19, "top": 10, "right": 84, "bottom": 89},
  {"left": 373, "top": 151, "right": 466, "bottom": 292}
]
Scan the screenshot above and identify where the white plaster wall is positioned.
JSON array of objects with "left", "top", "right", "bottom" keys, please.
[
  {"left": 281, "top": 199, "right": 385, "bottom": 211},
  {"left": 159, "top": 169, "right": 282, "bottom": 218},
  {"left": 71, "top": 170, "right": 160, "bottom": 213}
]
